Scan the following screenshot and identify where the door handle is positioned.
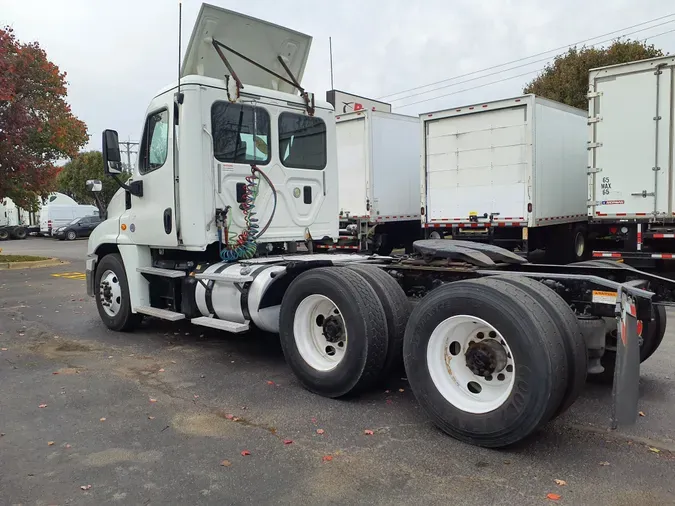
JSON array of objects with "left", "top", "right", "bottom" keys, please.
[{"left": 163, "top": 208, "right": 172, "bottom": 234}]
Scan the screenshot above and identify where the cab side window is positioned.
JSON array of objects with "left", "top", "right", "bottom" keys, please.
[{"left": 139, "top": 109, "right": 169, "bottom": 174}]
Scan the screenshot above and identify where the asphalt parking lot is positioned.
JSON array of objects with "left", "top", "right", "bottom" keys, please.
[{"left": 0, "top": 238, "right": 674, "bottom": 505}]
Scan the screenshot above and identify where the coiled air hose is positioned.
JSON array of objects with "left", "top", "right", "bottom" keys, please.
[{"left": 218, "top": 165, "right": 277, "bottom": 262}]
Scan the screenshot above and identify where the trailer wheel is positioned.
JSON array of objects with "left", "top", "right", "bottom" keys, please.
[
  {"left": 279, "top": 267, "right": 388, "bottom": 398},
  {"left": 0, "top": 229, "right": 9, "bottom": 241},
  {"left": 11, "top": 227, "right": 27, "bottom": 240},
  {"left": 485, "top": 276, "right": 587, "bottom": 417},
  {"left": 94, "top": 253, "right": 142, "bottom": 332},
  {"left": 347, "top": 263, "right": 411, "bottom": 378},
  {"left": 403, "top": 279, "right": 568, "bottom": 447}
]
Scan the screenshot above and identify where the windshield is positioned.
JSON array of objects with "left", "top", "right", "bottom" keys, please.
[{"left": 68, "top": 218, "right": 81, "bottom": 226}]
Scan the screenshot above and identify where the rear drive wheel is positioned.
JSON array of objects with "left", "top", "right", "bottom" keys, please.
[
  {"left": 347, "top": 263, "right": 411, "bottom": 378},
  {"left": 486, "top": 276, "right": 587, "bottom": 417},
  {"left": 403, "top": 279, "right": 568, "bottom": 447},
  {"left": 11, "top": 227, "right": 27, "bottom": 240},
  {"left": 66, "top": 230, "right": 77, "bottom": 241},
  {"left": 279, "top": 267, "right": 388, "bottom": 398},
  {"left": 94, "top": 253, "right": 142, "bottom": 332},
  {"left": 0, "top": 229, "right": 9, "bottom": 241}
]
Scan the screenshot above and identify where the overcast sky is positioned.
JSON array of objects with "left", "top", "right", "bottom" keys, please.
[{"left": 3, "top": 0, "right": 674, "bottom": 157}]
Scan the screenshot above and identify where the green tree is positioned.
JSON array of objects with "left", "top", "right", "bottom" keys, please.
[
  {"left": 0, "top": 27, "right": 88, "bottom": 211},
  {"left": 524, "top": 40, "right": 664, "bottom": 110},
  {"left": 57, "top": 151, "right": 127, "bottom": 214}
]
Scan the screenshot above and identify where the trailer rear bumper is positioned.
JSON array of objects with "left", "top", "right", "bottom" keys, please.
[{"left": 593, "top": 251, "right": 675, "bottom": 260}]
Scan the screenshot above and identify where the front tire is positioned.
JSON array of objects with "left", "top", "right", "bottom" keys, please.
[
  {"left": 94, "top": 253, "right": 141, "bottom": 332},
  {"left": 66, "top": 230, "right": 77, "bottom": 241},
  {"left": 403, "top": 279, "right": 568, "bottom": 447},
  {"left": 279, "top": 267, "right": 388, "bottom": 398}
]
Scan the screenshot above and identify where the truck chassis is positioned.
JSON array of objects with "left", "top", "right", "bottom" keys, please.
[{"left": 86, "top": 238, "right": 673, "bottom": 448}]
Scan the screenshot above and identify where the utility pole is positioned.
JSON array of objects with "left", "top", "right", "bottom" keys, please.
[{"left": 118, "top": 139, "right": 139, "bottom": 172}]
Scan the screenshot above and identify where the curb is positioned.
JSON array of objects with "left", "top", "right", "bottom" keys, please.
[{"left": 0, "top": 258, "right": 69, "bottom": 270}]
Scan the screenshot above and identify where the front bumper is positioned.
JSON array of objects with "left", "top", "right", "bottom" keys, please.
[{"left": 85, "top": 256, "right": 96, "bottom": 297}]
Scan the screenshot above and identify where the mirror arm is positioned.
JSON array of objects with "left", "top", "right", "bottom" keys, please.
[{"left": 111, "top": 174, "right": 143, "bottom": 197}]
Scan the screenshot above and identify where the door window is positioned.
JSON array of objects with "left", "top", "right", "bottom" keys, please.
[
  {"left": 278, "top": 112, "right": 327, "bottom": 170},
  {"left": 211, "top": 102, "right": 271, "bottom": 164},
  {"left": 139, "top": 109, "right": 169, "bottom": 174}
]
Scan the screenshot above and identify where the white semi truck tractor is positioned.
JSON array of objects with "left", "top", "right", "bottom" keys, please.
[{"left": 86, "top": 3, "right": 674, "bottom": 448}]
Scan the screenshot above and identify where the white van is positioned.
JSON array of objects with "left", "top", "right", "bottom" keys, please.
[{"left": 40, "top": 204, "right": 99, "bottom": 236}]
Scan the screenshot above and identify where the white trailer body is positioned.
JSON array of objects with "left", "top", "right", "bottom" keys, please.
[
  {"left": 336, "top": 110, "right": 421, "bottom": 223},
  {"left": 588, "top": 55, "right": 675, "bottom": 220},
  {"left": 421, "top": 95, "right": 588, "bottom": 230}
]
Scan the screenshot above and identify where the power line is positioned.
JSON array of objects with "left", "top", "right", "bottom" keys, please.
[
  {"left": 389, "top": 18, "right": 675, "bottom": 104},
  {"left": 396, "top": 26, "right": 675, "bottom": 111},
  {"left": 378, "top": 12, "right": 675, "bottom": 101}
]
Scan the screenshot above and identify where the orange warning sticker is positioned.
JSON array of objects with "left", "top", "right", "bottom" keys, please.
[{"left": 592, "top": 290, "right": 617, "bottom": 305}]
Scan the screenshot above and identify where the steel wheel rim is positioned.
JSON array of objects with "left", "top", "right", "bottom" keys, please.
[
  {"left": 574, "top": 232, "right": 585, "bottom": 258},
  {"left": 427, "top": 315, "right": 516, "bottom": 414},
  {"left": 293, "top": 294, "right": 347, "bottom": 372},
  {"left": 99, "top": 269, "right": 122, "bottom": 317}
]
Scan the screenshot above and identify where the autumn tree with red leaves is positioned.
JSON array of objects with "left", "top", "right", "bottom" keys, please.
[{"left": 0, "top": 26, "right": 88, "bottom": 210}]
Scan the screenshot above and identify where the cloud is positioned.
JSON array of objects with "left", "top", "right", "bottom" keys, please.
[{"left": 2, "top": 0, "right": 673, "bottom": 153}]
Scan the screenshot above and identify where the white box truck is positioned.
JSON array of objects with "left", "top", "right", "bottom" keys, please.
[
  {"left": 331, "top": 109, "right": 421, "bottom": 254},
  {"left": 587, "top": 55, "right": 675, "bottom": 265},
  {"left": 84, "top": 2, "right": 669, "bottom": 449},
  {"left": 421, "top": 94, "right": 589, "bottom": 262}
]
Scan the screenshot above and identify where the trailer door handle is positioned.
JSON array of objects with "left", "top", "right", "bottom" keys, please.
[{"left": 163, "top": 208, "right": 172, "bottom": 234}]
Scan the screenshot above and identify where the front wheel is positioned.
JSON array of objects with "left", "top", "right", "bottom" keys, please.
[
  {"left": 94, "top": 253, "right": 142, "bottom": 332},
  {"left": 66, "top": 230, "right": 77, "bottom": 241}
]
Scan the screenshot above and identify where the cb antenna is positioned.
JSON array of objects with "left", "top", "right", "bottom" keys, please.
[{"left": 176, "top": 1, "right": 184, "bottom": 103}]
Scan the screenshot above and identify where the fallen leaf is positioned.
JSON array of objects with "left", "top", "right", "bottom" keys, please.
[
  {"left": 316, "top": 429, "right": 325, "bottom": 435},
  {"left": 398, "top": 388, "right": 404, "bottom": 393},
  {"left": 80, "top": 485, "right": 92, "bottom": 491},
  {"left": 232, "top": 417, "right": 240, "bottom": 422},
  {"left": 194, "top": 395, "right": 200, "bottom": 399},
  {"left": 220, "top": 459, "right": 232, "bottom": 467},
  {"left": 639, "top": 411, "right": 646, "bottom": 417},
  {"left": 171, "top": 360, "right": 177, "bottom": 364},
  {"left": 149, "top": 398, "right": 157, "bottom": 403},
  {"left": 99, "top": 417, "right": 106, "bottom": 422},
  {"left": 384, "top": 390, "right": 390, "bottom": 393},
  {"left": 554, "top": 479, "right": 567, "bottom": 486},
  {"left": 38, "top": 404, "right": 47, "bottom": 409},
  {"left": 52, "top": 371, "right": 59, "bottom": 375},
  {"left": 599, "top": 461, "right": 610, "bottom": 466},
  {"left": 1, "top": 348, "right": 7, "bottom": 351},
  {"left": 311, "top": 417, "right": 317, "bottom": 423},
  {"left": 225, "top": 414, "right": 235, "bottom": 420},
  {"left": 266, "top": 380, "right": 275, "bottom": 386},
  {"left": 364, "top": 429, "right": 374, "bottom": 435},
  {"left": 283, "top": 439, "right": 293, "bottom": 445},
  {"left": 322, "top": 455, "right": 333, "bottom": 462},
  {"left": 48, "top": 441, "right": 55, "bottom": 446},
  {"left": 158, "top": 368, "right": 165, "bottom": 373},
  {"left": 65, "top": 444, "right": 71, "bottom": 449},
  {"left": 241, "top": 450, "right": 251, "bottom": 456},
  {"left": 385, "top": 399, "right": 393, "bottom": 405},
  {"left": 547, "top": 493, "right": 561, "bottom": 501},
  {"left": 649, "top": 447, "right": 661, "bottom": 453},
  {"left": 0, "top": 433, "right": 5, "bottom": 437},
  {"left": 148, "top": 416, "right": 155, "bottom": 420}
]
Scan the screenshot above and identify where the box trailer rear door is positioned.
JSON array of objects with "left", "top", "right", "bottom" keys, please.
[
  {"left": 424, "top": 104, "right": 529, "bottom": 224},
  {"left": 336, "top": 115, "right": 369, "bottom": 218},
  {"left": 590, "top": 60, "right": 674, "bottom": 218}
]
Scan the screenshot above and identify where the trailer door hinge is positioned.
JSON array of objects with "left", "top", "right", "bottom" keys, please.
[
  {"left": 587, "top": 142, "right": 603, "bottom": 149},
  {"left": 588, "top": 200, "right": 601, "bottom": 207},
  {"left": 587, "top": 91, "right": 603, "bottom": 99},
  {"left": 587, "top": 167, "right": 602, "bottom": 174},
  {"left": 587, "top": 115, "right": 602, "bottom": 124}
]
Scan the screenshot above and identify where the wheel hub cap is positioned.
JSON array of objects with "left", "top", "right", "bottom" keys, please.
[
  {"left": 99, "top": 270, "right": 122, "bottom": 318},
  {"left": 323, "top": 315, "right": 344, "bottom": 343},
  {"left": 465, "top": 340, "right": 507, "bottom": 377}
]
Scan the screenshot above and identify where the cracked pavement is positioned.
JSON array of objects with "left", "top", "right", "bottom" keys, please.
[{"left": 0, "top": 238, "right": 674, "bottom": 505}]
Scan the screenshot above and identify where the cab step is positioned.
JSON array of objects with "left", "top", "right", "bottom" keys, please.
[
  {"left": 191, "top": 316, "right": 250, "bottom": 334},
  {"left": 134, "top": 305, "right": 185, "bottom": 321},
  {"left": 137, "top": 267, "right": 186, "bottom": 278}
]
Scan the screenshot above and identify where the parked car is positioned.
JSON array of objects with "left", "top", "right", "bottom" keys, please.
[
  {"left": 54, "top": 216, "right": 102, "bottom": 240},
  {"left": 40, "top": 204, "right": 98, "bottom": 236}
]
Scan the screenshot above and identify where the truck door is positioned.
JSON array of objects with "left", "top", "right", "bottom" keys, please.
[{"left": 123, "top": 101, "right": 177, "bottom": 247}]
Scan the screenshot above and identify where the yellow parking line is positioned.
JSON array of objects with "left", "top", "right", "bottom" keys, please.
[{"left": 51, "top": 272, "right": 86, "bottom": 280}]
